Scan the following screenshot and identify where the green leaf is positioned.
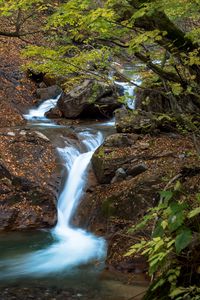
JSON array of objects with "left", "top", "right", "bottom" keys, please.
[
  {"left": 175, "top": 229, "right": 192, "bottom": 254},
  {"left": 188, "top": 207, "right": 200, "bottom": 218},
  {"left": 159, "top": 190, "right": 174, "bottom": 203},
  {"left": 169, "top": 287, "right": 186, "bottom": 298},
  {"left": 153, "top": 220, "right": 164, "bottom": 237},
  {"left": 168, "top": 212, "right": 184, "bottom": 232},
  {"left": 174, "top": 180, "right": 182, "bottom": 191}
]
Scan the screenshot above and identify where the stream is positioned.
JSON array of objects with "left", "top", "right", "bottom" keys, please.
[{"left": 0, "top": 77, "right": 147, "bottom": 299}]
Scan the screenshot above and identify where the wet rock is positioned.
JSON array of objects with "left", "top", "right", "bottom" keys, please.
[
  {"left": 117, "top": 258, "right": 148, "bottom": 274},
  {"left": 36, "top": 85, "right": 62, "bottom": 100},
  {"left": 45, "top": 106, "right": 63, "bottom": 119},
  {"left": 92, "top": 148, "right": 133, "bottom": 184},
  {"left": 0, "top": 128, "right": 60, "bottom": 231},
  {"left": 57, "top": 79, "right": 121, "bottom": 119}
]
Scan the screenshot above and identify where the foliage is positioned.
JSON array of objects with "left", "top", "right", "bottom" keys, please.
[
  {"left": 2, "top": 0, "right": 198, "bottom": 108},
  {"left": 126, "top": 183, "right": 200, "bottom": 299}
]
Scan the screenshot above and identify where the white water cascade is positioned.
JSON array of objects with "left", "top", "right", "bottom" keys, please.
[
  {"left": 115, "top": 74, "right": 141, "bottom": 110},
  {"left": 23, "top": 94, "right": 61, "bottom": 121},
  {"left": 0, "top": 98, "right": 106, "bottom": 278}
]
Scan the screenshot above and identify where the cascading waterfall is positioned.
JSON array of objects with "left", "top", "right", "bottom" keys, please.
[
  {"left": 0, "top": 97, "right": 106, "bottom": 278},
  {"left": 23, "top": 94, "right": 61, "bottom": 121},
  {"left": 115, "top": 74, "right": 141, "bottom": 110}
]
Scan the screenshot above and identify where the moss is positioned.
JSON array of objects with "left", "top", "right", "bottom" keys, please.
[
  {"left": 96, "top": 147, "right": 105, "bottom": 158},
  {"left": 87, "top": 82, "right": 102, "bottom": 104}
]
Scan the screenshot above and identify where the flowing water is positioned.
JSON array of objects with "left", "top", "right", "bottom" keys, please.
[
  {"left": 0, "top": 87, "right": 148, "bottom": 299},
  {"left": 0, "top": 97, "right": 106, "bottom": 278}
]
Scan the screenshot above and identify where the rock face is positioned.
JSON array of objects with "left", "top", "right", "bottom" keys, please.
[
  {"left": 0, "top": 128, "right": 60, "bottom": 231},
  {"left": 57, "top": 79, "right": 121, "bottom": 119},
  {"left": 75, "top": 133, "right": 199, "bottom": 273}
]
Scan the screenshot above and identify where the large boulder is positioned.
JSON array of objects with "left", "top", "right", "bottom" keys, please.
[
  {"left": 57, "top": 79, "right": 122, "bottom": 119},
  {"left": 0, "top": 128, "right": 60, "bottom": 231}
]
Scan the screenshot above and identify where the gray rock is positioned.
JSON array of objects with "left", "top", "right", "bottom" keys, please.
[
  {"left": 34, "top": 131, "right": 50, "bottom": 142},
  {"left": 111, "top": 167, "right": 127, "bottom": 183},
  {"left": 36, "top": 85, "right": 62, "bottom": 100},
  {"left": 104, "top": 133, "right": 139, "bottom": 147},
  {"left": 126, "top": 163, "right": 148, "bottom": 177}
]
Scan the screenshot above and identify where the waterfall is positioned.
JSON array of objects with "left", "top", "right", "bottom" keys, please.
[
  {"left": 23, "top": 94, "right": 61, "bottom": 121},
  {"left": 0, "top": 98, "right": 106, "bottom": 278}
]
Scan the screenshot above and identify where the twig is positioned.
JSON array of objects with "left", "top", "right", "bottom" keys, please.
[{"left": 163, "top": 173, "right": 182, "bottom": 192}]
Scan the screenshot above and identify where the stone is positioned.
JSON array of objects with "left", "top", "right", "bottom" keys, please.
[
  {"left": 57, "top": 79, "right": 122, "bottom": 119},
  {"left": 104, "top": 133, "right": 139, "bottom": 147},
  {"left": 115, "top": 108, "right": 155, "bottom": 134},
  {"left": 111, "top": 168, "right": 127, "bottom": 183},
  {"left": 45, "top": 106, "right": 62, "bottom": 119},
  {"left": 126, "top": 163, "right": 148, "bottom": 177},
  {"left": 34, "top": 131, "right": 50, "bottom": 142},
  {"left": 36, "top": 85, "right": 62, "bottom": 100}
]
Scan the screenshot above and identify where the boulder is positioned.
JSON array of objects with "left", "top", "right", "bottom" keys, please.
[
  {"left": 57, "top": 79, "right": 122, "bottom": 119},
  {"left": 115, "top": 108, "right": 156, "bottom": 134},
  {"left": 36, "top": 85, "right": 62, "bottom": 100}
]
